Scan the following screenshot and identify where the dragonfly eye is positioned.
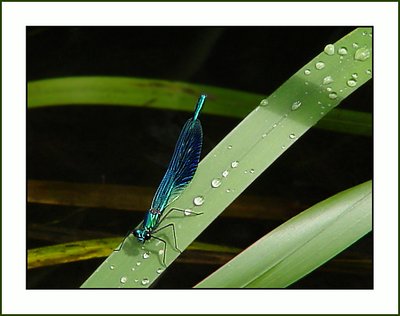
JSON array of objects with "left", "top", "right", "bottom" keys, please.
[{"left": 144, "top": 231, "right": 151, "bottom": 240}]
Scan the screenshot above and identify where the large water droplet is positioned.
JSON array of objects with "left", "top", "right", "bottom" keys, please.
[
  {"left": 289, "top": 133, "right": 296, "bottom": 139},
  {"left": 222, "top": 170, "right": 229, "bottom": 177},
  {"left": 143, "top": 252, "right": 150, "bottom": 259},
  {"left": 304, "top": 69, "right": 311, "bottom": 75},
  {"left": 120, "top": 276, "right": 127, "bottom": 284},
  {"left": 315, "top": 61, "right": 325, "bottom": 70},
  {"left": 322, "top": 75, "right": 334, "bottom": 85},
  {"left": 346, "top": 79, "right": 357, "bottom": 87},
  {"left": 354, "top": 47, "right": 370, "bottom": 61},
  {"left": 324, "top": 44, "right": 335, "bottom": 55},
  {"left": 338, "top": 47, "right": 348, "bottom": 55},
  {"left": 291, "top": 100, "right": 302, "bottom": 111},
  {"left": 259, "top": 99, "right": 269, "bottom": 106},
  {"left": 328, "top": 92, "right": 338, "bottom": 100},
  {"left": 231, "top": 161, "right": 239, "bottom": 168},
  {"left": 211, "top": 178, "right": 222, "bottom": 188},
  {"left": 141, "top": 278, "right": 150, "bottom": 285},
  {"left": 193, "top": 196, "right": 204, "bottom": 206}
]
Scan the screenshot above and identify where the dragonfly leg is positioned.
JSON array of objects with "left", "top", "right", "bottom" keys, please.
[
  {"left": 114, "top": 230, "right": 132, "bottom": 252},
  {"left": 159, "top": 207, "right": 203, "bottom": 223},
  {"left": 153, "top": 223, "right": 182, "bottom": 254},
  {"left": 151, "top": 235, "right": 168, "bottom": 266}
]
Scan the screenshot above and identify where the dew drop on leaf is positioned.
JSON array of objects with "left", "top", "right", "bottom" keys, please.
[
  {"left": 291, "top": 100, "right": 302, "bottom": 111},
  {"left": 141, "top": 278, "right": 150, "bottom": 285},
  {"left": 324, "top": 44, "right": 335, "bottom": 55},
  {"left": 193, "top": 196, "right": 204, "bottom": 206},
  {"left": 211, "top": 178, "right": 222, "bottom": 188}
]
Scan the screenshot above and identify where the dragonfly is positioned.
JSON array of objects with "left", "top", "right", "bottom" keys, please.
[{"left": 116, "top": 94, "right": 206, "bottom": 265}]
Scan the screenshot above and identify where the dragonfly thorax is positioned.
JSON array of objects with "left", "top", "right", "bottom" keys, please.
[{"left": 133, "top": 228, "right": 151, "bottom": 243}]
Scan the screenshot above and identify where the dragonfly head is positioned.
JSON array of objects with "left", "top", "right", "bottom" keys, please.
[{"left": 133, "top": 228, "right": 151, "bottom": 243}]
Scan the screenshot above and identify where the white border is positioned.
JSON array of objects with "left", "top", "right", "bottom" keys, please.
[{"left": 2, "top": 1, "right": 398, "bottom": 314}]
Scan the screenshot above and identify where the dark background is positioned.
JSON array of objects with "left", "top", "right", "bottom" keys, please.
[{"left": 27, "top": 26, "right": 373, "bottom": 288}]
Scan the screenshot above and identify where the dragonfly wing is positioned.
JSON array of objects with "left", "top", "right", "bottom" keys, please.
[{"left": 150, "top": 118, "right": 203, "bottom": 211}]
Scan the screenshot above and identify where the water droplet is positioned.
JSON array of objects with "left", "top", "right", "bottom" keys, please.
[
  {"left": 156, "top": 268, "right": 164, "bottom": 274},
  {"left": 328, "top": 92, "right": 338, "bottom": 100},
  {"left": 259, "top": 99, "right": 269, "bottom": 106},
  {"left": 322, "top": 75, "right": 334, "bottom": 85},
  {"left": 304, "top": 69, "right": 311, "bottom": 75},
  {"left": 351, "top": 73, "right": 358, "bottom": 79},
  {"left": 134, "top": 279, "right": 139, "bottom": 283},
  {"left": 120, "top": 276, "right": 127, "bottom": 284},
  {"left": 324, "top": 44, "right": 335, "bottom": 55},
  {"left": 136, "top": 261, "right": 141, "bottom": 266},
  {"left": 326, "top": 87, "right": 333, "bottom": 92},
  {"left": 354, "top": 47, "right": 370, "bottom": 61},
  {"left": 231, "top": 161, "right": 239, "bottom": 168},
  {"left": 346, "top": 79, "right": 357, "bottom": 87},
  {"left": 131, "top": 267, "right": 135, "bottom": 271},
  {"left": 244, "top": 170, "right": 248, "bottom": 174},
  {"left": 193, "top": 196, "right": 204, "bottom": 206},
  {"left": 158, "top": 249, "right": 164, "bottom": 256},
  {"left": 272, "top": 123, "right": 277, "bottom": 128},
  {"left": 250, "top": 169, "right": 255, "bottom": 174},
  {"left": 261, "top": 133, "right": 267, "bottom": 139},
  {"left": 315, "top": 61, "right": 325, "bottom": 70},
  {"left": 143, "top": 252, "right": 150, "bottom": 259},
  {"left": 320, "top": 111, "right": 325, "bottom": 115},
  {"left": 183, "top": 209, "right": 192, "bottom": 216},
  {"left": 352, "top": 42, "right": 359, "bottom": 49},
  {"left": 289, "top": 133, "right": 296, "bottom": 139},
  {"left": 110, "top": 265, "right": 115, "bottom": 270},
  {"left": 141, "top": 278, "right": 150, "bottom": 285},
  {"left": 227, "top": 145, "right": 233, "bottom": 149},
  {"left": 366, "top": 69, "right": 372, "bottom": 75},
  {"left": 211, "top": 178, "right": 222, "bottom": 188},
  {"left": 291, "top": 100, "right": 302, "bottom": 111},
  {"left": 222, "top": 170, "right": 229, "bottom": 177},
  {"left": 304, "top": 81, "right": 309, "bottom": 85},
  {"left": 226, "top": 189, "right": 231, "bottom": 193},
  {"left": 338, "top": 47, "right": 348, "bottom": 55},
  {"left": 141, "top": 246, "right": 145, "bottom": 250}
]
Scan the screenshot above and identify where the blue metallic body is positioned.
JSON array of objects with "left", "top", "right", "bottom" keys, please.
[{"left": 133, "top": 94, "right": 206, "bottom": 243}]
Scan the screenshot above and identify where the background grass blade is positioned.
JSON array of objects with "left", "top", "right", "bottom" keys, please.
[
  {"left": 80, "top": 27, "right": 371, "bottom": 288},
  {"left": 28, "top": 239, "right": 241, "bottom": 269},
  {"left": 195, "top": 180, "right": 372, "bottom": 288},
  {"left": 28, "top": 77, "right": 371, "bottom": 136}
]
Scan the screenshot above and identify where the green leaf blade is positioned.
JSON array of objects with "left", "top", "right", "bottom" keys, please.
[{"left": 195, "top": 180, "right": 372, "bottom": 288}]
